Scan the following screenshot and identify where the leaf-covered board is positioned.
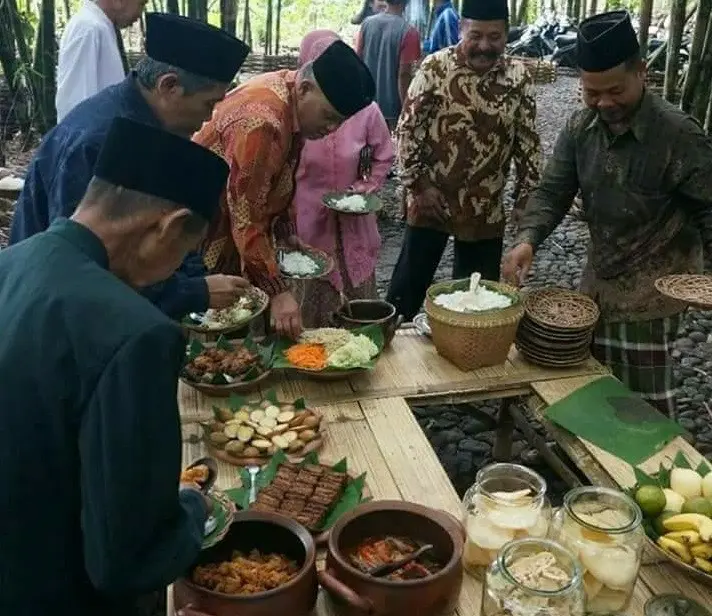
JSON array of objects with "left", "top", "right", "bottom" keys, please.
[
  {"left": 272, "top": 324, "right": 385, "bottom": 373},
  {"left": 201, "top": 389, "right": 325, "bottom": 466},
  {"left": 226, "top": 450, "right": 370, "bottom": 532}
]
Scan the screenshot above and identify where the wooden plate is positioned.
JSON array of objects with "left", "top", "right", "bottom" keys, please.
[
  {"left": 181, "top": 287, "right": 269, "bottom": 335},
  {"left": 322, "top": 191, "right": 383, "bottom": 215},
  {"left": 180, "top": 368, "right": 273, "bottom": 397},
  {"left": 277, "top": 245, "right": 335, "bottom": 280},
  {"left": 201, "top": 409, "right": 326, "bottom": 467},
  {"left": 655, "top": 274, "right": 712, "bottom": 310},
  {"left": 647, "top": 536, "right": 712, "bottom": 588}
]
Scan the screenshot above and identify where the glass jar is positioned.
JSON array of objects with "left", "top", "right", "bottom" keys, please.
[
  {"left": 550, "top": 487, "right": 645, "bottom": 615},
  {"left": 462, "top": 463, "right": 551, "bottom": 577},
  {"left": 482, "top": 538, "right": 586, "bottom": 616}
]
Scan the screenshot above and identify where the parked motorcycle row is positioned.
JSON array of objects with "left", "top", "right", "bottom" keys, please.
[{"left": 506, "top": 13, "right": 690, "bottom": 72}]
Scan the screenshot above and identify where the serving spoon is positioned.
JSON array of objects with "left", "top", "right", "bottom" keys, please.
[{"left": 367, "top": 543, "right": 435, "bottom": 578}]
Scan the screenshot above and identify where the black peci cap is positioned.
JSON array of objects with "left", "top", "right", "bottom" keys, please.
[
  {"left": 461, "top": 0, "right": 509, "bottom": 21},
  {"left": 312, "top": 40, "right": 375, "bottom": 118},
  {"left": 145, "top": 12, "right": 250, "bottom": 83},
  {"left": 94, "top": 118, "right": 228, "bottom": 221},
  {"left": 577, "top": 10, "right": 640, "bottom": 72}
]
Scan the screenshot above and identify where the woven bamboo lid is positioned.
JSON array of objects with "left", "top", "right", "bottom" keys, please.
[
  {"left": 655, "top": 274, "right": 712, "bottom": 310},
  {"left": 524, "top": 288, "right": 600, "bottom": 330}
]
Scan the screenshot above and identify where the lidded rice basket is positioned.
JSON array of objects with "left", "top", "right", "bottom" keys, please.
[{"left": 425, "top": 279, "right": 524, "bottom": 371}]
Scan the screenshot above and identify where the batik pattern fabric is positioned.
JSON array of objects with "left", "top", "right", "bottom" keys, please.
[
  {"left": 516, "top": 91, "right": 712, "bottom": 322},
  {"left": 195, "top": 70, "right": 303, "bottom": 297},
  {"left": 592, "top": 315, "right": 683, "bottom": 418},
  {"left": 396, "top": 46, "right": 541, "bottom": 241}
]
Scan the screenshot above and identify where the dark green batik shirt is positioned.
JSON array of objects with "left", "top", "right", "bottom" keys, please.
[
  {"left": 0, "top": 219, "right": 206, "bottom": 615},
  {"left": 516, "top": 91, "right": 712, "bottom": 322}
]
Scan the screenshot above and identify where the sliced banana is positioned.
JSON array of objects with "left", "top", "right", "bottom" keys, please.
[
  {"left": 265, "top": 405, "right": 281, "bottom": 419},
  {"left": 250, "top": 410, "right": 265, "bottom": 422}
]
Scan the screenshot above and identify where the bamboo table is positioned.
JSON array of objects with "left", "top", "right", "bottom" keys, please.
[{"left": 173, "top": 331, "right": 650, "bottom": 615}]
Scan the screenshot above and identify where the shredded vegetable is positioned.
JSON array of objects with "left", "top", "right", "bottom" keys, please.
[{"left": 285, "top": 343, "right": 327, "bottom": 370}]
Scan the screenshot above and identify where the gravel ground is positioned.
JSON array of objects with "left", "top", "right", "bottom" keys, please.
[{"left": 1, "top": 75, "right": 710, "bottom": 505}]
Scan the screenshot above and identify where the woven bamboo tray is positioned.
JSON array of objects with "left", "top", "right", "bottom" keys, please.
[
  {"left": 424, "top": 279, "right": 524, "bottom": 371},
  {"left": 655, "top": 274, "right": 712, "bottom": 310},
  {"left": 519, "top": 58, "right": 557, "bottom": 85}
]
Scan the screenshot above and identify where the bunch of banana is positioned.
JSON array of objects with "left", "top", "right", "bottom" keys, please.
[{"left": 656, "top": 514, "right": 712, "bottom": 574}]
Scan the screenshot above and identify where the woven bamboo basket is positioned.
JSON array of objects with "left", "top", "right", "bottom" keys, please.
[
  {"left": 519, "top": 58, "right": 558, "bottom": 85},
  {"left": 424, "top": 279, "right": 524, "bottom": 371}
]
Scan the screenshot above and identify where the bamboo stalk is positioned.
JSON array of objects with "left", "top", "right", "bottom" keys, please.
[
  {"left": 681, "top": 0, "right": 711, "bottom": 112},
  {"left": 638, "top": 0, "right": 654, "bottom": 57},
  {"left": 664, "top": 0, "right": 687, "bottom": 102}
]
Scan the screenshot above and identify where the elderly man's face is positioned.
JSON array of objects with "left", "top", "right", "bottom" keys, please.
[
  {"left": 296, "top": 79, "right": 345, "bottom": 140},
  {"left": 581, "top": 61, "right": 645, "bottom": 128},
  {"left": 460, "top": 19, "right": 507, "bottom": 74}
]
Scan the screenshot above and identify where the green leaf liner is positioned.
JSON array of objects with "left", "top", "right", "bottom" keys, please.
[
  {"left": 633, "top": 467, "right": 657, "bottom": 487},
  {"left": 226, "top": 451, "right": 367, "bottom": 530},
  {"left": 697, "top": 461, "right": 712, "bottom": 477},
  {"left": 272, "top": 324, "right": 385, "bottom": 372},
  {"left": 673, "top": 451, "right": 692, "bottom": 469}
]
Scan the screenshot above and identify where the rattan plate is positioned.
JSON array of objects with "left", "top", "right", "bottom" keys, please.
[
  {"left": 525, "top": 288, "right": 600, "bottom": 330},
  {"left": 517, "top": 344, "right": 591, "bottom": 367},
  {"left": 516, "top": 327, "right": 592, "bottom": 352},
  {"left": 655, "top": 274, "right": 712, "bottom": 310},
  {"left": 516, "top": 338, "right": 591, "bottom": 362},
  {"left": 520, "top": 314, "right": 593, "bottom": 340}
]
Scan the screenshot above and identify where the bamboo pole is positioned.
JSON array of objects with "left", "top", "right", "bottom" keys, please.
[
  {"left": 681, "top": 0, "right": 711, "bottom": 112},
  {"left": 692, "top": 10, "right": 712, "bottom": 123},
  {"left": 664, "top": 0, "right": 687, "bottom": 102},
  {"left": 638, "top": 0, "right": 654, "bottom": 57}
]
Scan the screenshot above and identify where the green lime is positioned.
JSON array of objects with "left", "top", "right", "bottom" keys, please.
[
  {"left": 681, "top": 496, "right": 712, "bottom": 518},
  {"left": 653, "top": 511, "right": 676, "bottom": 536},
  {"left": 635, "top": 485, "right": 667, "bottom": 517}
]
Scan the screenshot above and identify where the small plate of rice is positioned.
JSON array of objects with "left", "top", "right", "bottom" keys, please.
[
  {"left": 323, "top": 191, "right": 383, "bottom": 215},
  {"left": 278, "top": 245, "right": 334, "bottom": 279}
]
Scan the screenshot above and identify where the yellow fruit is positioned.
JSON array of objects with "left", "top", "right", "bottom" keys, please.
[
  {"left": 657, "top": 536, "right": 694, "bottom": 563},
  {"left": 690, "top": 543, "right": 712, "bottom": 559},
  {"left": 663, "top": 514, "right": 712, "bottom": 541},
  {"left": 670, "top": 468, "right": 703, "bottom": 499},
  {"left": 693, "top": 557, "right": 712, "bottom": 573},
  {"left": 664, "top": 530, "right": 701, "bottom": 545},
  {"left": 663, "top": 488, "right": 685, "bottom": 513}
]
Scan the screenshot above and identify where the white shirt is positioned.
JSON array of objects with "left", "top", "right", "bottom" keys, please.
[{"left": 55, "top": 1, "right": 126, "bottom": 122}]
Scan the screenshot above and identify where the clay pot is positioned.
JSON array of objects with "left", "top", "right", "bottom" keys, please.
[
  {"left": 333, "top": 300, "right": 402, "bottom": 347},
  {"left": 174, "top": 511, "right": 318, "bottom": 616},
  {"left": 319, "top": 500, "right": 465, "bottom": 616}
]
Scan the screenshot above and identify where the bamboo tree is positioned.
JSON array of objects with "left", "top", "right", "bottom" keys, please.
[
  {"left": 589, "top": 0, "right": 598, "bottom": 17},
  {"left": 275, "top": 0, "right": 282, "bottom": 54},
  {"left": 0, "top": 0, "right": 21, "bottom": 102},
  {"left": 638, "top": 0, "right": 654, "bottom": 56},
  {"left": 32, "top": 0, "right": 56, "bottom": 130},
  {"left": 242, "top": 0, "right": 252, "bottom": 48},
  {"left": 63, "top": 0, "right": 70, "bottom": 19},
  {"left": 692, "top": 10, "right": 712, "bottom": 123},
  {"left": 221, "top": 0, "right": 238, "bottom": 34},
  {"left": 571, "top": 0, "right": 580, "bottom": 20},
  {"left": 682, "top": 0, "right": 711, "bottom": 112},
  {"left": 509, "top": 0, "right": 517, "bottom": 22},
  {"left": 664, "top": 0, "right": 687, "bottom": 102},
  {"left": 264, "top": 0, "right": 272, "bottom": 54},
  {"left": 166, "top": 0, "right": 179, "bottom": 13}
]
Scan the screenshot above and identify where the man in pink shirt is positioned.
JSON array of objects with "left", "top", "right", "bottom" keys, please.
[{"left": 356, "top": 0, "right": 421, "bottom": 130}]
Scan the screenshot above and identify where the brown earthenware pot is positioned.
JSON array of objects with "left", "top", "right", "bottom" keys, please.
[
  {"left": 319, "top": 500, "right": 465, "bottom": 616},
  {"left": 174, "top": 511, "right": 318, "bottom": 616},
  {"left": 333, "top": 299, "right": 402, "bottom": 347}
]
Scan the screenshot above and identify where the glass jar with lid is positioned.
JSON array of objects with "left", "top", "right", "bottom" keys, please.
[
  {"left": 462, "top": 463, "right": 551, "bottom": 577},
  {"left": 482, "top": 538, "right": 586, "bottom": 616},
  {"left": 549, "top": 486, "right": 645, "bottom": 615}
]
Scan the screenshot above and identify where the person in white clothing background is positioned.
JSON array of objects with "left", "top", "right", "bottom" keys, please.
[{"left": 56, "top": 0, "right": 147, "bottom": 122}]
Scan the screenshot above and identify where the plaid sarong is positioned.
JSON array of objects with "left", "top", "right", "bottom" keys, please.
[{"left": 591, "top": 314, "right": 683, "bottom": 418}]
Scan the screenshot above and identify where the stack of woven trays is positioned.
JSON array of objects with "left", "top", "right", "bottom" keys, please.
[{"left": 516, "top": 288, "right": 600, "bottom": 368}]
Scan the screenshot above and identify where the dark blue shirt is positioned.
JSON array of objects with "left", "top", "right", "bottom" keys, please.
[
  {"left": 10, "top": 76, "right": 209, "bottom": 319},
  {"left": 423, "top": 1, "right": 460, "bottom": 54}
]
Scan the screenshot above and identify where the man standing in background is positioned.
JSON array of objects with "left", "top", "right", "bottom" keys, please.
[
  {"left": 56, "top": 0, "right": 147, "bottom": 122},
  {"left": 387, "top": 0, "right": 541, "bottom": 321},
  {"left": 423, "top": 0, "right": 459, "bottom": 54},
  {"left": 357, "top": 0, "right": 421, "bottom": 130}
]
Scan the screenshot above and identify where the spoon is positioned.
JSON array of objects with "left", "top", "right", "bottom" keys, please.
[
  {"left": 367, "top": 544, "right": 435, "bottom": 578},
  {"left": 469, "top": 272, "right": 481, "bottom": 294},
  {"left": 247, "top": 465, "right": 260, "bottom": 504},
  {"left": 204, "top": 515, "right": 218, "bottom": 536}
]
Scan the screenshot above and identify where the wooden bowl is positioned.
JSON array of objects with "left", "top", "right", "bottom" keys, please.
[
  {"left": 319, "top": 500, "right": 465, "bottom": 616},
  {"left": 175, "top": 511, "right": 319, "bottom": 616},
  {"left": 181, "top": 368, "right": 273, "bottom": 397},
  {"left": 333, "top": 300, "right": 402, "bottom": 347}
]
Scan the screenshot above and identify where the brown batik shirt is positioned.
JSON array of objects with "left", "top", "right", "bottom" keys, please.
[
  {"left": 396, "top": 46, "right": 541, "bottom": 241},
  {"left": 516, "top": 91, "right": 712, "bottom": 322}
]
